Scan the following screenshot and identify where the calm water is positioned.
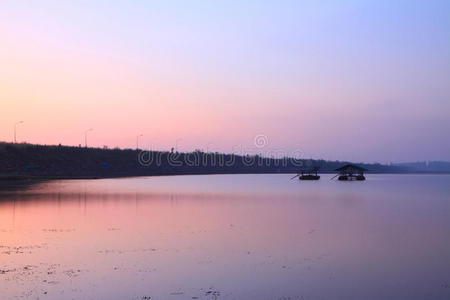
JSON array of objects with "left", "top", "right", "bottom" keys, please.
[{"left": 1, "top": 174, "right": 450, "bottom": 300}]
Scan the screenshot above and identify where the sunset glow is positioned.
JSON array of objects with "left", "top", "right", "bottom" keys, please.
[{"left": 1, "top": 1, "right": 449, "bottom": 162}]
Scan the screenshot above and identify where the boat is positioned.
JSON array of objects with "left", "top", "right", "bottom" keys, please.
[
  {"left": 291, "top": 167, "right": 320, "bottom": 180},
  {"left": 300, "top": 174, "right": 321, "bottom": 180},
  {"left": 337, "top": 174, "right": 365, "bottom": 181},
  {"left": 332, "top": 164, "right": 367, "bottom": 181}
]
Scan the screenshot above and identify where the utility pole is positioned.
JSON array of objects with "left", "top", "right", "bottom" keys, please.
[
  {"left": 175, "top": 138, "right": 183, "bottom": 152},
  {"left": 14, "top": 121, "right": 24, "bottom": 143},
  {"left": 84, "top": 128, "right": 93, "bottom": 147},
  {"left": 136, "top": 134, "right": 143, "bottom": 150}
]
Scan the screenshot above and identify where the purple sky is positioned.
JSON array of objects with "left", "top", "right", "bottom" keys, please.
[{"left": 1, "top": 0, "right": 449, "bottom": 163}]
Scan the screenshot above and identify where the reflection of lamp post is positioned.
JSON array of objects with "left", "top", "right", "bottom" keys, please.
[
  {"left": 84, "top": 128, "right": 93, "bottom": 148},
  {"left": 14, "top": 121, "right": 24, "bottom": 143},
  {"left": 136, "top": 134, "right": 143, "bottom": 150}
]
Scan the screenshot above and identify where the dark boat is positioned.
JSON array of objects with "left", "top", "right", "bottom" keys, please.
[
  {"left": 291, "top": 167, "right": 320, "bottom": 180},
  {"left": 300, "top": 174, "right": 321, "bottom": 180},
  {"left": 338, "top": 174, "right": 365, "bottom": 181},
  {"left": 333, "top": 164, "right": 367, "bottom": 181}
]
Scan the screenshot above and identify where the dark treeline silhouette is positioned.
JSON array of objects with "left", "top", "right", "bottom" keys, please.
[
  {"left": 0, "top": 142, "right": 412, "bottom": 179},
  {"left": 392, "top": 161, "right": 450, "bottom": 173}
]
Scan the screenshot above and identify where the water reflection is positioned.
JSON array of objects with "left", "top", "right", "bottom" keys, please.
[{"left": 0, "top": 174, "right": 450, "bottom": 299}]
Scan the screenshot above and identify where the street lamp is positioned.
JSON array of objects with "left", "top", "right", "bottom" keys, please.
[
  {"left": 205, "top": 142, "right": 213, "bottom": 153},
  {"left": 84, "top": 128, "right": 93, "bottom": 148},
  {"left": 14, "top": 121, "right": 24, "bottom": 143},
  {"left": 136, "top": 134, "right": 143, "bottom": 150},
  {"left": 175, "top": 138, "right": 183, "bottom": 152}
]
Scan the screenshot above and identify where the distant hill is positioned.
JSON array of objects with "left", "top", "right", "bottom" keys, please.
[
  {"left": 393, "top": 161, "right": 450, "bottom": 173},
  {"left": 0, "top": 142, "right": 423, "bottom": 179}
]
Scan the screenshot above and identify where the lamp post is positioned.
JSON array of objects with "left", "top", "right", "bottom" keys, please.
[
  {"left": 14, "top": 121, "right": 24, "bottom": 143},
  {"left": 136, "top": 134, "right": 143, "bottom": 150},
  {"left": 175, "top": 138, "right": 183, "bottom": 152},
  {"left": 205, "top": 142, "right": 213, "bottom": 153},
  {"left": 84, "top": 128, "right": 93, "bottom": 148}
]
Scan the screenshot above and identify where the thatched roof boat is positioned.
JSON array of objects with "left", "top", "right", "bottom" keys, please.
[{"left": 334, "top": 164, "right": 367, "bottom": 181}]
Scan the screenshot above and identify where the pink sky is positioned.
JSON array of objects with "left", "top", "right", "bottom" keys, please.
[{"left": 1, "top": 1, "right": 449, "bottom": 163}]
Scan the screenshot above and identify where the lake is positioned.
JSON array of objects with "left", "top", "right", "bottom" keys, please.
[{"left": 1, "top": 174, "right": 450, "bottom": 299}]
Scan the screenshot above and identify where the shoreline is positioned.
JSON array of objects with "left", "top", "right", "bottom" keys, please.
[
  {"left": 2, "top": 171, "right": 450, "bottom": 181},
  {"left": 1, "top": 142, "right": 448, "bottom": 181}
]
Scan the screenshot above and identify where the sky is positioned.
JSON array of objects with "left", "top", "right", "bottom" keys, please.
[{"left": 0, "top": 0, "right": 449, "bottom": 163}]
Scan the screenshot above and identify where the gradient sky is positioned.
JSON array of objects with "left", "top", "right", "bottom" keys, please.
[{"left": 1, "top": 0, "right": 449, "bottom": 163}]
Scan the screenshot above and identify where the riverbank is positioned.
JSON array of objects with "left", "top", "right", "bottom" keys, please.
[{"left": 0, "top": 141, "right": 427, "bottom": 180}]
